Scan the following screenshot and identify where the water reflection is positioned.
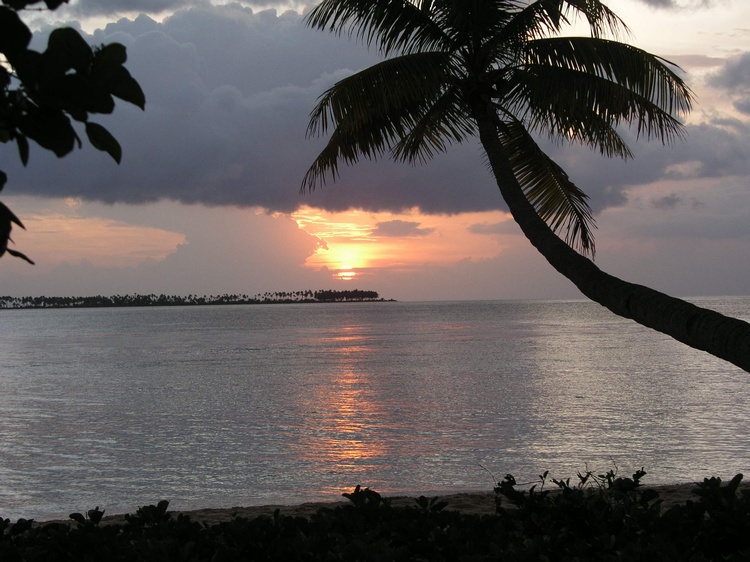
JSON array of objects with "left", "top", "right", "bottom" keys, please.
[
  {"left": 296, "top": 327, "right": 389, "bottom": 491},
  {"left": 317, "top": 370, "right": 383, "bottom": 464},
  {"left": 2, "top": 300, "right": 749, "bottom": 521},
  {"left": 520, "top": 302, "right": 750, "bottom": 481}
]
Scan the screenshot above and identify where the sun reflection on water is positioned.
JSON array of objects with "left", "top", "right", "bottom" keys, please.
[{"left": 297, "top": 328, "right": 389, "bottom": 492}]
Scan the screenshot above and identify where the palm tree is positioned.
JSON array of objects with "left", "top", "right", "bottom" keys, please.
[{"left": 303, "top": 0, "right": 750, "bottom": 372}]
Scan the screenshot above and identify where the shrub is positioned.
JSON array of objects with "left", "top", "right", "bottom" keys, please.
[{"left": 0, "top": 472, "right": 747, "bottom": 561}]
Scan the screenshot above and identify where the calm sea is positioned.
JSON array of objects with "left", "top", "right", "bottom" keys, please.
[{"left": 1, "top": 298, "right": 749, "bottom": 521}]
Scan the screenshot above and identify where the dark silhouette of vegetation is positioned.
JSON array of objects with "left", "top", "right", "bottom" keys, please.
[
  {"left": 1, "top": 471, "right": 748, "bottom": 560},
  {"left": 302, "top": 0, "right": 750, "bottom": 372},
  {"left": 314, "top": 289, "right": 379, "bottom": 302},
  {"left": 0, "top": 289, "right": 388, "bottom": 309},
  {"left": 0, "top": 0, "right": 144, "bottom": 264}
]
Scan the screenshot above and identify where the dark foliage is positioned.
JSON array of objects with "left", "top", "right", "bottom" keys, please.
[
  {"left": 0, "top": 0, "right": 144, "bottom": 263},
  {"left": 1, "top": 473, "right": 748, "bottom": 561},
  {"left": 313, "top": 289, "right": 380, "bottom": 302},
  {"left": 0, "top": 289, "right": 386, "bottom": 308}
]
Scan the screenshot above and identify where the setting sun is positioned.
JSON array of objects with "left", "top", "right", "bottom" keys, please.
[
  {"left": 291, "top": 205, "right": 516, "bottom": 282},
  {"left": 337, "top": 267, "right": 357, "bottom": 281}
]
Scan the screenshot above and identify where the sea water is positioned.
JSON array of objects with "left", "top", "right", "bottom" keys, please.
[{"left": 0, "top": 298, "right": 748, "bottom": 520}]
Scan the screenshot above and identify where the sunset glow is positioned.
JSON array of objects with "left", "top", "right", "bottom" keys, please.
[
  {"left": 292, "top": 206, "right": 517, "bottom": 282},
  {"left": 8, "top": 208, "right": 186, "bottom": 268},
  {"left": 337, "top": 267, "right": 357, "bottom": 281},
  {"left": 2, "top": 1, "right": 749, "bottom": 302}
]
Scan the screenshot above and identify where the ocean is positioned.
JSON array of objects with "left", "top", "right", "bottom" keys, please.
[{"left": 1, "top": 297, "right": 748, "bottom": 521}]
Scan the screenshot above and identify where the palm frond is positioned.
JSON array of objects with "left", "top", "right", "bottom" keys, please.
[
  {"left": 497, "top": 119, "right": 596, "bottom": 257},
  {"left": 524, "top": 37, "right": 691, "bottom": 117},
  {"left": 500, "top": 67, "right": 639, "bottom": 157},
  {"left": 307, "top": 51, "right": 451, "bottom": 137},
  {"left": 305, "top": 0, "right": 448, "bottom": 55},
  {"left": 427, "top": 0, "right": 517, "bottom": 48},
  {"left": 559, "top": 0, "right": 628, "bottom": 39},
  {"left": 302, "top": 124, "right": 368, "bottom": 191},
  {"left": 494, "top": 0, "right": 626, "bottom": 48},
  {"left": 391, "top": 85, "right": 474, "bottom": 163},
  {"left": 494, "top": 0, "right": 564, "bottom": 45},
  {"left": 499, "top": 37, "right": 691, "bottom": 153},
  {"left": 303, "top": 52, "right": 453, "bottom": 190}
]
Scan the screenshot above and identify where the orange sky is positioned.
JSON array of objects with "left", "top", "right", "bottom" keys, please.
[
  {"left": 6, "top": 198, "right": 186, "bottom": 268},
  {"left": 1, "top": 1, "right": 749, "bottom": 300},
  {"left": 291, "top": 206, "right": 516, "bottom": 283}
]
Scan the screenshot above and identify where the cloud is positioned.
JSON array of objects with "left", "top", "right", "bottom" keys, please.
[
  {"left": 635, "top": 0, "right": 675, "bottom": 7},
  {"left": 710, "top": 52, "right": 750, "bottom": 90},
  {"left": 633, "top": 0, "right": 714, "bottom": 8},
  {"left": 371, "top": 220, "right": 434, "bottom": 238},
  {"left": 705, "top": 52, "right": 750, "bottom": 116},
  {"left": 609, "top": 174, "right": 750, "bottom": 241},
  {"left": 669, "top": 54, "right": 725, "bottom": 69},
  {"left": 3, "top": 3, "right": 749, "bottom": 222},
  {"left": 651, "top": 194, "right": 682, "bottom": 210},
  {"left": 468, "top": 221, "right": 518, "bottom": 235},
  {"left": 18, "top": 213, "right": 185, "bottom": 267},
  {"left": 5, "top": 5, "right": 500, "bottom": 216},
  {"left": 2, "top": 2, "right": 747, "bottom": 303},
  {"left": 538, "top": 107, "right": 750, "bottom": 215},
  {"left": 733, "top": 98, "right": 750, "bottom": 114},
  {"left": 0, "top": 199, "right": 331, "bottom": 296},
  {"left": 70, "top": 0, "right": 194, "bottom": 16}
]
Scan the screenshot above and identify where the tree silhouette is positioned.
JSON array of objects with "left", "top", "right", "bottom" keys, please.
[
  {"left": 303, "top": 0, "right": 750, "bottom": 371},
  {"left": 0, "top": 0, "right": 144, "bottom": 263}
]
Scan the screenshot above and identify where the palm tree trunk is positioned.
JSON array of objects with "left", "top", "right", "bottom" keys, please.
[{"left": 473, "top": 110, "right": 750, "bottom": 372}]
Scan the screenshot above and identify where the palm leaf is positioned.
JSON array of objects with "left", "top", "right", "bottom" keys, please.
[
  {"left": 428, "top": 0, "right": 518, "bottom": 47},
  {"left": 521, "top": 37, "right": 692, "bottom": 118},
  {"left": 304, "top": 52, "right": 453, "bottom": 189},
  {"left": 0, "top": 201, "right": 26, "bottom": 229},
  {"left": 497, "top": 119, "right": 596, "bottom": 257},
  {"left": 6, "top": 247, "right": 34, "bottom": 264},
  {"left": 307, "top": 51, "right": 451, "bottom": 135},
  {"left": 494, "top": 0, "right": 626, "bottom": 47},
  {"left": 305, "top": 0, "right": 448, "bottom": 55},
  {"left": 498, "top": 37, "right": 690, "bottom": 154},
  {"left": 500, "top": 69, "right": 635, "bottom": 157},
  {"left": 558, "top": 0, "right": 628, "bottom": 39},
  {"left": 392, "top": 85, "right": 474, "bottom": 163},
  {"left": 302, "top": 124, "right": 368, "bottom": 190}
]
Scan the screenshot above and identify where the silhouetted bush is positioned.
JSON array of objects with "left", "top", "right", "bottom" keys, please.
[{"left": 1, "top": 473, "right": 747, "bottom": 561}]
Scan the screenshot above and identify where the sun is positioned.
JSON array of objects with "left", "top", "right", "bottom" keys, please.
[
  {"left": 337, "top": 265, "right": 357, "bottom": 281},
  {"left": 292, "top": 205, "right": 514, "bottom": 283}
]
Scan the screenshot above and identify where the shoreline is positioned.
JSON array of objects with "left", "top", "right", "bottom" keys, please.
[
  {"left": 166, "top": 483, "right": 712, "bottom": 524},
  {"left": 34, "top": 481, "right": 741, "bottom": 527}
]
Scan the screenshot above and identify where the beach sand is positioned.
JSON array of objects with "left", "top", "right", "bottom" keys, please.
[{"left": 63, "top": 481, "right": 742, "bottom": 527}]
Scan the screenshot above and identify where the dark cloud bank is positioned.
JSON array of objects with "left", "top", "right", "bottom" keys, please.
[
  {"left": 70, "top": 0, "right": 203, "bottom": 16},
  {"left": 5, "top": 4, "right": 749, "bottom": 217}
]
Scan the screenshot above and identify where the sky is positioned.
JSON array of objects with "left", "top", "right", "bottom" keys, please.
[{"left": 1, "top": 0, "right": 750, "bottom": 301}]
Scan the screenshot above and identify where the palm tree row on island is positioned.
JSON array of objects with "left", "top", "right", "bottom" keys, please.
[
  {"left": 0, "top": 290, "right": 383, "bottom": 308},
  {"left": 302, "top": 0, "right": 750, "bottom": 372}
]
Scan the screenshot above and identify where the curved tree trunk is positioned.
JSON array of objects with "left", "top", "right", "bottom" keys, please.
[{"left": 473, "top": 111, "right": 750, "bottom": 372}]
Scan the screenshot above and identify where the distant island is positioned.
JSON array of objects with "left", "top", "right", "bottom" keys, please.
[{"left": 0, "top": 289, "right": 394, "bottom": 309}]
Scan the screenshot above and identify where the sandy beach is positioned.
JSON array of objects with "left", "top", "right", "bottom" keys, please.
[{"left": 60, "top": 481, "right": 742, "bottom": 527}]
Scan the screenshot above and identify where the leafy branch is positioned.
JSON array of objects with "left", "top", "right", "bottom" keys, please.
[{"left": 0, "top": 0, "right": 144, "bottom": 263}]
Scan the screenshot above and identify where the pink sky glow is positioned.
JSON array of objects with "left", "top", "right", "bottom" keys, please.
[{"left": 1, "top": 0, "right": 749, "bottom": 301}]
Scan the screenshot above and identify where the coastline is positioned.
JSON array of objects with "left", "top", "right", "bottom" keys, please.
[
  {"left": 35, "top": 481, "right": 742, "bottom": 527},
  {"left": 163, "top": 483, "right": 722, "bottom": 524},
  {"left": 15, "top": 483, "right": 749, "bottom": 559}
]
